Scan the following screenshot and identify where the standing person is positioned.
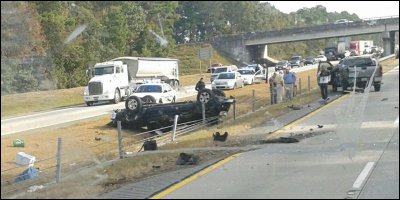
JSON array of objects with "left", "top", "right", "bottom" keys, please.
[
  {"left": 269, "top": 72, "right": 277, "bottom": 104},
  {"left": 195, "top": 77, "right": 205, "bottom": 92},
  {"left": 317, "top": 63, "right": 331, "bottom": 103},
  {"left": 283, "top": 68, "right": 296, "bottom": 101},
  {"left": 275, "top": 70, "right": 285, "bottom": 103}
]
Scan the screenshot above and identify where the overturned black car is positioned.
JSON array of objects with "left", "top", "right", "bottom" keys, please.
[{"left": 111, "top": 89, "right": 234, "bottom": 130}]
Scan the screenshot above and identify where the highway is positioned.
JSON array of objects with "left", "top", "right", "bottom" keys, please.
[
  {"left": 155, "top": 66, "right": 399, "bottom": 199},
  {"left": 0, "top": 63, "right": 323, "bottom": 136}
]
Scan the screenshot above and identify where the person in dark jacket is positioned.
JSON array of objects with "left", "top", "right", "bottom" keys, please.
[
  {"left": 317, "top": 63, "right": 331, "bottom": 103},
  {"left": 195, "top": 77, "right": 205, "bottom": 92}
]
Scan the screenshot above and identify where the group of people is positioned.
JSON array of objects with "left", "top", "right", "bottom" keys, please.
[{"left": 268, "top": 68, "right": 297, "bottom": 104}]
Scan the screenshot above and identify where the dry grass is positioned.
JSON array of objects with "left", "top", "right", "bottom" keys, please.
[{"left": 1, "top": 87, "right": 85, "bottom": 118}]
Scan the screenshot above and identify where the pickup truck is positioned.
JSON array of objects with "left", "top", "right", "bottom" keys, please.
[
  {"left": 335, "top": 55, "right": 382, "bottom": 92},
  {"left": 112, "top": 89, "right": 234, "bottom": 130}
]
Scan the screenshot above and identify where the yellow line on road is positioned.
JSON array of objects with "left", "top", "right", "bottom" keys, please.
[{"left": 150, "top": 153, "right": 242, "bottom": 199}]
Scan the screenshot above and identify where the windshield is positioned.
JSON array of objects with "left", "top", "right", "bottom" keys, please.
[
  {"left": 217, "top": 73, "right": 235, "bottom": 79},
  {"left": 94, "top": 66, "right": 114, "bottom": 76},
  {"left": 290, "top": 56, "right": 300, "bottom": 61},
  {"left": 136, "top": 85, "right": 162, "bottom": 93},
  {"left": 238, "top": 70, "right": 254, "bottom": 75},
  {"left": 214, "top": 68, "right": 228, "bottom": 73},
  {"left": 343, "top": 58, "right": 374, "bottom": 66}
]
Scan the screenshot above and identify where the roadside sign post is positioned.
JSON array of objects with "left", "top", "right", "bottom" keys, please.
[{"left": 198, "top": 47, "right": 213, "bottom": 74}]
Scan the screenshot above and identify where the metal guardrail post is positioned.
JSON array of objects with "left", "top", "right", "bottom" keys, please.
[
  {"left": 252, "top": 89, "right": 255, "bottom": 112},
  {"left": 308, "top": 75, "right": 311, "bottom": 91},
  {"left": 202, "top": 102, "right": 206, "bottom": 124},
  {"left": 233, "top": 99, "right": 236, "bottom": 120},
  {"left": 56, "top": 137, "right": 62, "bottom": 183},
  {"left": 299, "top": 78, "right": 302, "bottom": 95},
  {"left": 172, "top": 115, "right": 179, "bottom": 141},
  {"left": 117, "top": 121, "right": 123, "bottom": 159}
]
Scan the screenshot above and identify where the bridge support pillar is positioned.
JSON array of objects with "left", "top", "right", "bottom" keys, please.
[{"left": 383, "top": 30, "right": 396, "bottom": 56}]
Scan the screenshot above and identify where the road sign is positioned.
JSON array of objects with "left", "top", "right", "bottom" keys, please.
[{"left": 198, "top": 47, "right": 212, "bottom": 60}]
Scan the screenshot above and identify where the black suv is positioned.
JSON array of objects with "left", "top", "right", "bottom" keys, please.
[{"left": 112, "top": 89, "right": 234, "bottom": 130}]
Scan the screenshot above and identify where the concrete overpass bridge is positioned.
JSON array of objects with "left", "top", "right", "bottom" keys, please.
[{"left": 212, "top": 16, "right": 399, "bottom": 66}]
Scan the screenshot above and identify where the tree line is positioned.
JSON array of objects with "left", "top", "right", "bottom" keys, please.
[{"left": 2, "top": 1, "right": 369, "bottom": 95}]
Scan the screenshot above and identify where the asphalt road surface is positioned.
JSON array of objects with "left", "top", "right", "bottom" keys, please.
[
  {"left": 158, "top": 66, "right": 399, "bottom": 199},
  {"left": 1, "top": 64, "right": 322, "bottom": 136}
]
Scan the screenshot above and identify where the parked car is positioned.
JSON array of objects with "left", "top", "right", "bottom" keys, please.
[
  {"left": 212, "top": 72, "right": 244, "bottom": 90},
  {"left": 127, "top": 82, "right": 176, "bottom": 104},
  {"left": 237, "top": 68, "right": 256, "bottom": 85},
  {"left": 288, "top": 56, "right": 304, "bottom": 68},
  {"left": 334, "top": 19, "right": 353, "bottom": 24},
  {"left": 275, "top": 60, "right": 289, "bottom": 71},
  {"left": 315, "top": 55, "right": 327, "bottom": 62},
  {"left": 303, "top": 57, "right": 316, "bottom": 65},
  {"left": 210, "top": 65, "right": 238, "bottom": 82},
  {"left": 335, "top": 55, "right": 382, "bottom": 92}
]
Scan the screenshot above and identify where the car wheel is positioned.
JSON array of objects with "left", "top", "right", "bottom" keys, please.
[
  {"left": 125, "top": 96, "right": 142, "bottom": 113},
  {"left": 113, "top": 89, "right": 121, "bottom": 104},
  {"left": 374, "top": 84, "right": 381, "bottom": 92},
  {"left": 142, "top": 95, "right": 156, "bottom": 103},
  {"left": 86, "top": 102, "right": 93, "bottom": 106},
  {"left": 197, "top": 89, "right": 214, "bottom": 104},
  {"left": 212, "top": 89, "right": 226, "bottom": 97}
]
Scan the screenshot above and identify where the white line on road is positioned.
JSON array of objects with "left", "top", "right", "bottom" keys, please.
[{"left": 353, "top": 162, "right": 375, "bottom": 189}]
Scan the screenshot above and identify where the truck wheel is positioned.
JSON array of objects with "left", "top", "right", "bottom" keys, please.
[
  {"left": 142, "top": 95, "right": 156, "bottom": 103},
  {"left": 113, "top": 89, "right": 121, "bottom": 104},
  {"left": 374, "top": 84, "right": 381, "bottom": 92},
  {"left": 197, "top": 89, "right": 214, "bottom": 104},
  {"left": 125, "top": 96, "right": 142, "bottom": 113}
]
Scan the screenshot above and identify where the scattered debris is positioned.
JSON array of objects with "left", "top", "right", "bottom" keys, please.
[
  {"left": 95, "top": 137, "right": 101, "bottom": 141},
  {"left": 27, "top": 185, "right": 44, "bottom": 193},
  {"left": 213, "top": 132, "right": 228, "bottom": 142},
  {"left": 12, "top": 139, "right": 25, "bottom": 147},
  {"left": 288, "top": 105, "right": 302, "bottom": 110},
  {"left": 307, "top": 104, "right": 311, "bottom": 107},
  {"left": 154, "top": 130, "right": 164, "bottom": 136},
  {"left": 70, "top": 163, "right": 76, "bottom": 166},
  {"left": 15, "top": 166, "right": 39, "bottom": 183},
  {"left": 395, "top": 106, "right": 398, "bottom": 109},
  {"left": 152, "top": 165, "right": 161, "bottom": 169},
  {"left": 16, "top": 152, "right": 35, "bottom": 166},
  {"left": 317, "top": 125, "right": 323, "bottom": 128},
  {"left": 309, "top": 128, "right": 313, "bottom": 131},
  {"left": 263, "top": 137, "right": 299, "bottom": 143},
  {"left": 176, "top": 153, "right": 199, "bottom": 165},
  {"left": 143, "top": 140, "right": 157, "bottom": 151},
  {"left": 381, "top": 98, "right": 388, "bottom": 101}
]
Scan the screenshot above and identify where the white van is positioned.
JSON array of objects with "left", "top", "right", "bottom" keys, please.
[{"left": 210, "top": 65, "right": 238, "bottom": 82}]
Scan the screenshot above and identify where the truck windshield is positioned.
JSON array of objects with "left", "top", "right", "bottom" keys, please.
[
  {"left": 94, "top": 66, "right": 114, "bottom": 76},
  {"left": 214, "top": 68, "right": 227, "bottom": 73},
  {"left": 343, "top": 58, "right": 374, "bottom": 67},
  {"left": 136, "top": 85, "right": 162, "bottom": 93}
]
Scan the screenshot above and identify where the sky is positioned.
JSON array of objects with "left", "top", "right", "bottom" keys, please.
[{"left": 266, "top": 1, "right": 399, "bottom": 19}]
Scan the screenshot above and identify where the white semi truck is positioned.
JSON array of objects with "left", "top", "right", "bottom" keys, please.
[{"left": 84, "top": 57, "right": 179, "bottom": 106}]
